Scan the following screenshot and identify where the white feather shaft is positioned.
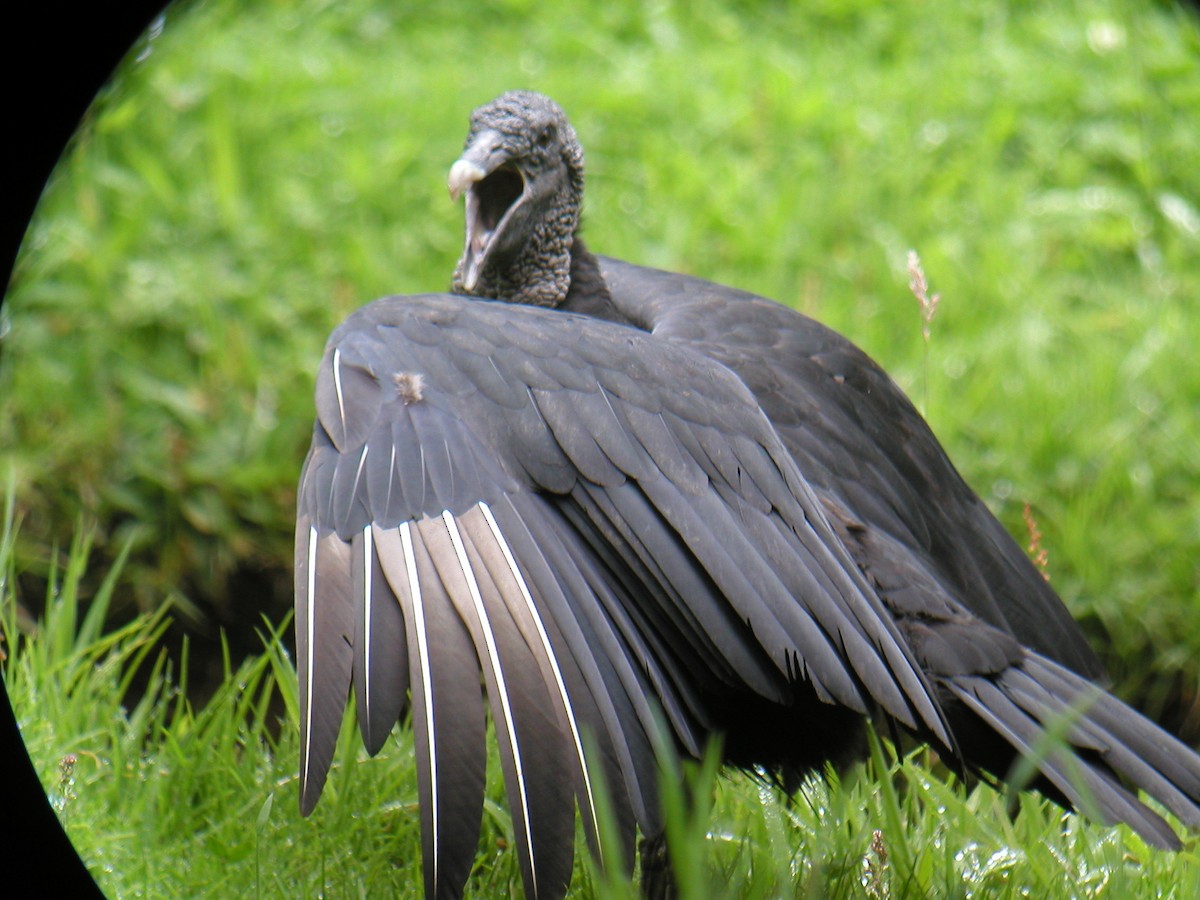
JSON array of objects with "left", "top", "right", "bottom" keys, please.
[
  {"left": 441, "top": 509, "right": 538, "bottom": 893},
  {"left": 478, "top": 501, "right": 602, "bottom": 857},
  {"left": 301, "top": 524, "right": 318, "bottom": 793},
  {"left": 361, "top": 524, "right": 374, "bottom": 726},
  {"left": 332, "top": 347, "right": 347, "bottom": 434},
  {"left": 400, "top": 521, "right": 440, "bottom": 891}
]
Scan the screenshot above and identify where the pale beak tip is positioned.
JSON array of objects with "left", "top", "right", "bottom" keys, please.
[
  {"left": 462, "top": 264, "right": 480, "bottom": 293},
  {"left": 448, "top": 159, "right": 486, "bottom": 201}
]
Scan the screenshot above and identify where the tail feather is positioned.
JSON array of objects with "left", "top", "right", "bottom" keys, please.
[
  {"left": 375, "top": 523, "right": 488, "bottom": 900},
  {"left": 493, "top": 493, "right": 659, "bottom": 845},
  {"left": 297, "top": 521, "right": 355, "bottom": 816},
  {"left": 1009, "top": 657, "right": 1200, "bottom": 830},
  {"left": 1029, "top": 658, "right": 1200, "bottom": 803},
  {"left": 419, "top": 510, "right": 576, "bottom": 898},
  {"left": 945, "top": 652, "right": 1200, "bottom": 850},
  {"left": 468, "top": 503, "right": 612, "bottom": 855},
  {"left": 351, "top": 524, "right": 409, "bottom": 755}
]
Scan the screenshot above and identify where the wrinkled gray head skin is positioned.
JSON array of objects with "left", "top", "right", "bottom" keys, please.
[{"left": 448, "top": 91, "right": 584, "bottom": 307}]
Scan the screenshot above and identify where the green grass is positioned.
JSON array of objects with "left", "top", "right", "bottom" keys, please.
[
  {"left": 5, "top": 517, "right": 1198, "bottom": 896},
  {"left": 2, "top": 0, "right": 1199, "bottom": 895}
]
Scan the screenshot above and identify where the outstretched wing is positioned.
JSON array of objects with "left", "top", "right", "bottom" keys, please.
[
  {"left": 598, "top": 256, "right": 1105, "bottom": 681},
  {"left": 593, "top": 257, "right": 1200, "bottom": 851},
  {"left": 295, "top": 291, "right": 951, "bottom": 899}
]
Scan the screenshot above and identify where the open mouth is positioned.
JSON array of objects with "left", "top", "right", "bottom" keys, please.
[
  {"left": 458, "top": 164, "right": 528, "bottom": 291},
  {"left": 475, "top": 167, "right": 523, "bottom": 233}
]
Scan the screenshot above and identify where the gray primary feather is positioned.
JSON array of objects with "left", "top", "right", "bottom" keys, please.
[{"left": 295, "top": 91, "right": 1200, "bottom": 899}]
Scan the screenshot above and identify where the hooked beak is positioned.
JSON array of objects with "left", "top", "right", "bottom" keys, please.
[{"left": 448, "top": 129, "right": 529, "bottom": 293}]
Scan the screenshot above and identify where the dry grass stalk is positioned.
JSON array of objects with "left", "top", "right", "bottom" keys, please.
[
  {"left": 1022, "top": 501, "right": 1051, "bottom": 581},
  {"left": 907, "top": 249, "right": 941, "bottom": 343}
]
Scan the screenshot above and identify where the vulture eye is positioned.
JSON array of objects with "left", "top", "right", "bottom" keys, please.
[{"left": 535, "top": 125, "right": 556, "bottom": 149}]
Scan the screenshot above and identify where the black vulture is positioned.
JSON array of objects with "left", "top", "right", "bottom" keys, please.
[{"left": 295, "top": 91, "right": 1200, "bottom": 898}]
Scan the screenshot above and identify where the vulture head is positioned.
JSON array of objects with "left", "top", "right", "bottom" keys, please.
[{"left": 448, "top": 91, "right": 585, "bottom": 307}]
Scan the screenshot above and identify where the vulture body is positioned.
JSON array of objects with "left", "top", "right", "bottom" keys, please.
[{"left": 295, "top": 92, "right": 1200, "bottom": 898}]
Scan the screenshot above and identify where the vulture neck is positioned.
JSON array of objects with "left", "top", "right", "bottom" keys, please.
[
  {"left": 465, "top": 183, "right": 579, "bottom": 309},
  {"left": 559, "top": 236, "right": 639, "bottom": 328}
]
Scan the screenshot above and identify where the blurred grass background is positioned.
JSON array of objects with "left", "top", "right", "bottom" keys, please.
[{"left": 2, "top": 0, "right": 1199, "bottom": 894}]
